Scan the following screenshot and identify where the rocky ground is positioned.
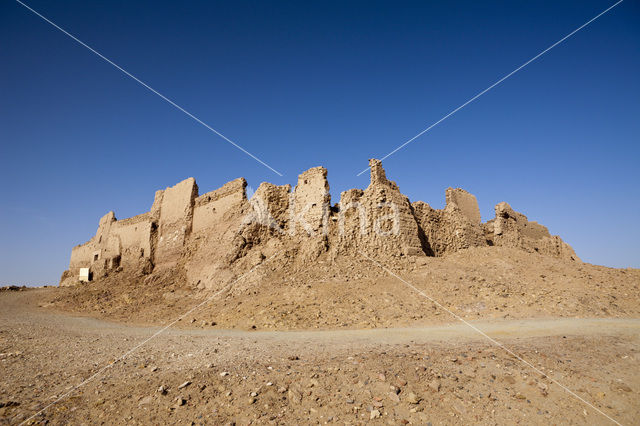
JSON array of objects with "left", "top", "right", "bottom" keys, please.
[{"left": 1, "top": 251, "right": 639, "bottom": 425}]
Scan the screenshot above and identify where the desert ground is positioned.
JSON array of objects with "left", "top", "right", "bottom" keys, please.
[{"left": 1, "top": 247, "right": 639, "bottom": 425}]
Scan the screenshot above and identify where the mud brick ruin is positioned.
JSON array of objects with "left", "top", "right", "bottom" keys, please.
[{"left": 60, "top": 159, "right": 578, "bottom": 286}]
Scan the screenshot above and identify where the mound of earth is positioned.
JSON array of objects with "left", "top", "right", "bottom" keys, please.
[{"left": 45, "top": 246, "right": 640, "bottom": 330}]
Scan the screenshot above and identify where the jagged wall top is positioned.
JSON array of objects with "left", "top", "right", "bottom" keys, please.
[{"left": 60, "top": 160, "right": 579, "bottom": 286}]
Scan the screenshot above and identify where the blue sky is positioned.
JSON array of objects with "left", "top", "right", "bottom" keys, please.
[{"left": 1, "top": 0, "right": 638, "bottom": 285}]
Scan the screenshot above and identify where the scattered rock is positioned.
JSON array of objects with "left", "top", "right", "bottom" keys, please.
[
  {"left": 0, "top": 401, "right": 20, "bottom": 409},
  {"left": 612, "top": 381, "right": 632, "bottom": 393},
  {"left": 178, "top": 381, "right": 191, "bottom": 389},
  {"left": 538, "top": 382, "right": 548, "bottom": 396},
  {"left": 288, "top": 389, "right": 302, "bottom": 404},
  {"left": 405, "top": 392, "right": 421, "bottom": 404},
  {"left": 138, "top": 396, "right": 153, "bottom": 406}
]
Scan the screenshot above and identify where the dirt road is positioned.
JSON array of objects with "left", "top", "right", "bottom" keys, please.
[{"left": 1, "top": 289, "right": 638, "bottom": 425}]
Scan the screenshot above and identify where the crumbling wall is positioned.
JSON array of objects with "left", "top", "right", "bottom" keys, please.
[
  {"left": 412, "top": 188, "right": 486, "bottom": 257},
  {"left": 61, "top": 210, "right": 155, "bottom": 286},
  {"left": 485, "top": 202, "right": 579, "bottom": 261},
  {"left": 290, "top": 167, "right": 331, "bottom": 261},
  {"left": 193, "top": 178, "right": 247, "bottom": 234},
  {"left": 291, "top": 167, "right": 331, "bottom": 236},
  {"left": 247, "top": 182, "right": 291, "bottom": 231},
  {"left": 186, "top": 178, "right": 252, "bottom": 289},
  {"left": 446, "top": 188, "right": 481, "bottom": 224},
  {"left": 111, "top": 213, "right": 153, "bottom": 269},
  {"left": 154, "top": 178, "right": 198, "bottom": 268},
  {"left": 334, "top": 159, "right": 424, "bottom": 258}
]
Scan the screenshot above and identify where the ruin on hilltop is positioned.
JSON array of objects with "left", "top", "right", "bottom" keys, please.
[{"left": 60, "top": 159, "right": 579, "bottom": 287}]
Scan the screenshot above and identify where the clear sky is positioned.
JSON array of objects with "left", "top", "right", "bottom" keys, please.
[{"left": 1, "top": 0, "right": 638, "bottom": 285}]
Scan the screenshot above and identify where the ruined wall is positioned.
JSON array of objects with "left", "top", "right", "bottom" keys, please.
[
  {"left": 412, "top": 188, "right": 486, "bottom": 257},
  {"left": 334, "top": 159, "right": 424, "bottom": 257},
  {"left": 186, "top": 178, "right": 251, "bottom": 289},
  {"left": 62, "top": 210, "right": 154, "bottom": 286},
  {"left": 154, "top": 178, "right": 198, "bottom": 268},
  {"left": 193, "top": 178, "right": 247, "bottom": 234},
  {"left": 247, "top": 182, "right": 291, "bottom": 231},
  {"left": 484, "top": 202, "right": 579, "bottom": 261},
  {"left": 111, "top": 213, "right": 153, "bottom": 268},
  {"left": 446, "top": 188, "right": 481, "bottom": 224},
  {"left": 291, "top": 167, "right": 331, "bottom": 235}
]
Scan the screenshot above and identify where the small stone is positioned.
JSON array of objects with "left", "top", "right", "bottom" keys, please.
[
  {"left": 370, "top": 409, "right": 381, "bottom": 419},
  {"left": 538, "top": 383, "right": 548, "bottom": 396},
  {"left": 138, "top": 396, "right": 153, "bottom": 406},
  {"left": 613, "top": 381, "right": 632, "bottom": 392},
  {"left": 388, "top": 392, "right": 400, "bottom": 402},
  {"left": 406, "top": 392, "right": 421, "bottom": 404},
  {"left": 248, "top": 397, "right": 256, "bottom": 404},
  {"left": 220, "top": 372, "right": 230, "bottom": 377},
  {"left": 288, "top": 389, "right": 302, "bottom": 404},
  {"left": 178, "top": 381, "right": 191, "bottom": 389},
  {"left": 395, "top": 379, "right": 407, "bottom": 387},
  {"left": 250, "top": 392, "right": 258, "bottom": 397},
  {"left": 176, "top": 397, "right": 186, "bottom": 406},
  {"left": 428, "top": 379, "right": 440, "bottom": 392},
  {"left": 277, "top": 386, "right": 287, "bottom": 393},
  {"left": 266, "top": 382, "right": 273, "bottom": 386},
  {"left": 157, "top": 386, "right": 167, "bottom": 395},
  {"left": 378, "top": 373, "right": 386, "bottom": 381},
  {"left": 515, "top": 393, "right": 527, "bottom": 400}
]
